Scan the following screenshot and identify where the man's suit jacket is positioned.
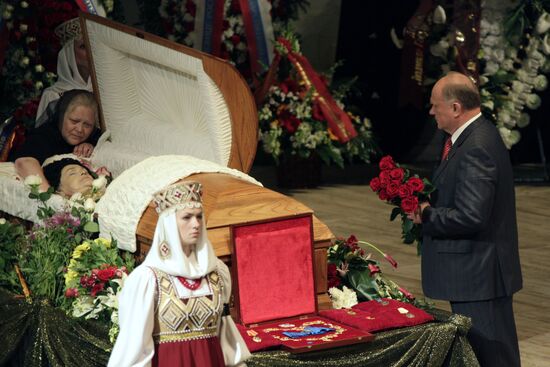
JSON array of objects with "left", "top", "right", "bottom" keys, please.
[{"left": 421, "top": 116, "right": 523, "bottom": 302}]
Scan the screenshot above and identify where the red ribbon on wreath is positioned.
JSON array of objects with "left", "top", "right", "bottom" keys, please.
[{"left": 256, "top": 37, "right": 357, "bottom": 143}]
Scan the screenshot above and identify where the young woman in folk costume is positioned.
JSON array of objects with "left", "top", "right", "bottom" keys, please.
[{"left": 108, "top": 181, "right": 250, "bottom": 367}]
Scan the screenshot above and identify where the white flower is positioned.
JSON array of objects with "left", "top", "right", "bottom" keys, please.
[
  {"left": 34, "top": 81, "right": 43, "bottom": 90},
  {"left": 536, "top": 11, "right": 550, "bottom": 34},
  {"left": 0, "top": 218, "right": 6, "bottom": 225},
  {"left": 69, "top": 192, "right": 83, "bottom": 203},
  {"left": 92, "top": 175, "right": 107, "bottom": 191},
  {"left": 511, "top": 80, "right": 528, "bottom": 94},
  {"left": 525, "top": 94, "right": 541, "bottom": 110},
  {"left": 34, "top": 64, "right": 44, "bottom": 73},
  {"left": 501, "top": 59, "right": 515, "bottom": 71},
  {"left": 2, "top": 10, "right": 12, "bottom": 20},
  {"left": 20, "top": 0, "right": 29, "bottom": 8},
  {"left": 432, "top": 5, "right": 446, "bottom": 24},
  {"left": 481, "top": 99, "right": 494, "bottom": 110},
  {"left": 484, "top": 61, "right": 499, "bottom": 75},
  {"left": 542, "top": 34, "right": 550, "bottom": 55},
  {"left": 430, "top": 39, "right": 449, "bottom": 58},
  {"left": 72, "top": 296, "right": 95, "bottom": 318},
  {"left": 533, "top": 75, "right": 548, "bottom": 91},
  {"left": 19, "top": 24, "right": 28, "bottom": 32},
  {"left": 328, "top": 286, "right": 358, "bottom": 309},
  {"left": 20, "top": 56, "right": 30, "bottom": 67},
  {"left": 24, "top": 175, "right": 41, "bottom": 187},
  {"left": 479, "top": 75, "right": 489, "bottom": 86},
  {"left": 498, "top": 127, "right": 520, "bottom": 149},
  {"left": 498, "top": 111, "right": 514, "bottom": 128},
  {"left": 84, "top": 198, "right": 96, "bottom": 212},
  {"left": 390, "top": 28, "right": 403, "bottom": 49},
  {"left": 517, "top": 113, "right": 530, "bottom": 128}
]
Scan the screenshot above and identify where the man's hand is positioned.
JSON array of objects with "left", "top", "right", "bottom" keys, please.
[
  {"left": 73, "top": 143, "right": 94, "bottom": 157},
  {"left": 407, "top": 202, "right": 430, "bottom": 224}
]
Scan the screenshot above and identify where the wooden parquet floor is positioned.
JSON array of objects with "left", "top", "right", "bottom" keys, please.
[{"left": 253, "top": 166, "right": 550, "bottom": 367}]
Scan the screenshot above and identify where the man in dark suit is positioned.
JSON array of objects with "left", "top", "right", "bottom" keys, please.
[{"left": 410, "top": 72, "right": 523, "bottom": 366}]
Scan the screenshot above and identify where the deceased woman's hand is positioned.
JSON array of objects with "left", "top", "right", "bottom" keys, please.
[
  {"left": 73, "top": 142, "right": 94, "bottom": 157},
  {"left": 95, "top": 166, "right": 111, "bottom": 177}
]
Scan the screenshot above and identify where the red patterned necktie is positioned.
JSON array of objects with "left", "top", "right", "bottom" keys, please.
[{"left": 441, "top": 136, "right": 452, "bottom": 161}]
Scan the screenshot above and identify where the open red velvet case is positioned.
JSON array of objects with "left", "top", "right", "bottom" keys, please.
[{"left": 230, "top": 215, "right": 374, "bottom": 353}]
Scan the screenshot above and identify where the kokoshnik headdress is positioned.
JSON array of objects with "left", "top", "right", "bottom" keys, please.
[
  {"left": 153, "top": 181, "right": 203, "bottom": 215},
  {"left": 55, "top": 18, "right": 82, "bottom": 46}
]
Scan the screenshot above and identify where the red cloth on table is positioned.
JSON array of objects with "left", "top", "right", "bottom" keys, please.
[{"left": 320, "top": 298, "right": 434, "bottom": 333}]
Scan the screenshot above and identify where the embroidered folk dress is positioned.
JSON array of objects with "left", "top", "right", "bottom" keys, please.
[{"left": 108, "top": 260, "right": 236, "bottom": 367}]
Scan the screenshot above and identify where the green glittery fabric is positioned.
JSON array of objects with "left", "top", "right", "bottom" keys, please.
[{"left": 0, "top": 289, "right": 479, "bottom": 367}]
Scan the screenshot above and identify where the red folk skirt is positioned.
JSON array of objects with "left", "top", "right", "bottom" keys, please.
[{"left": 152, "top": 336, "right": 225, "bottom": 367}]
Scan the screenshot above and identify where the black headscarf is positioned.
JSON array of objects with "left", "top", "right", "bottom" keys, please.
[{"left": 43, "top": 158, "right": 94, "bottom": 190}]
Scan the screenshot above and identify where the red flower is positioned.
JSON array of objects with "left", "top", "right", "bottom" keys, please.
[
  {"left": 384, "top": 253, "right": 398, "bottom": 268},
  {"left": 389, "top": 168, "right": 405, "bottom": 182},
  {"left": 97, "top": 267, "right": 116, "bottom": 282},
  {"left": 378, "top": 189, "right": 389, "bottom": 201},
  {"left": 279, "top": 110, "right": 301, "bottom": 133},
  {"left": 312, "top": 101, "right": 325, "bottom": 121},
  {"left": 346, "top": 235, "right": 358, "bottom": 247},
  {"left": 327, "top": 263, "right": 341, "bottom": 288},
  {"left": 65, "top": 287, "right": 79, "bottom": 298},
  {"left": 386, "top": 182, "right": 400, "bottom": 199},
  {"left": 369, "top": 177, "right": 381, "bottom": 192},
  {"left": 406, "top": 177, "right": 425, "bottom": 192},
  {"left": 400, "top": 196, "right": 419, "bottom": 213},
  {"left": 399, "top": 286, "right": 415, "bottom": 300},
  {"left": 379, "top": 170, "right": 391, "bottom": 187},
  {"left": 379, "top": 156, "right": 395, "bottom": 171},
  {"left": 398, "top": 184, "right": 413, "bottom": 199},
  {"left": 368, "top": 263, "right": 380, "bottom": 275},
  {"left": 90, "top": 282, "right": 105, "bottom": 297},
  {"left": 231, "top": 34, "right": 241, "bottom": 45},
  {"left": 80, "top": 275, "right": 89, "bottom": 288}
]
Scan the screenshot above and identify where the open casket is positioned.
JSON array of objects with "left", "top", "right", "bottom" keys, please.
[{"left": 76, "top": 13, "right": 335, "bottom": 302}]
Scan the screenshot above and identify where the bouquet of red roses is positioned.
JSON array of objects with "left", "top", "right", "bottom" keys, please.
[{"left": 369, "top": 156, "right": 435, "bottom": 254}]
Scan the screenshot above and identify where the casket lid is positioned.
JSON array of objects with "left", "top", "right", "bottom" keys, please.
[{"left": 80, "top": 13, "right": 257, "bottom": 174}]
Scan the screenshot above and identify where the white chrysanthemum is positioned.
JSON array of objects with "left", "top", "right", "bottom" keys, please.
[
  {"left": 0, "top": 218, "right": 6, "bottom": 225},
  {"left": 517, "top": 113, "right": 531, "bottom": 128},
  {"left": 526, "top": 94, "right": 542, "bottom": 110},
  {"left": 328, "top": 286, "right": 358, "bottom": 309}
]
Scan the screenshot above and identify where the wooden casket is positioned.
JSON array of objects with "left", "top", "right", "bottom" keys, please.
[{"left": 80, "top": 13, "right": 334, "bottom": 300}]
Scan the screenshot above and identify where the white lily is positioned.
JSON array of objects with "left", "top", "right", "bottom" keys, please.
[
  {"left": 536, "top": 11, "right": 550, "bottom": 34},
  {"left": 433, "top": 5, "right": 446, "bottom": 24}
]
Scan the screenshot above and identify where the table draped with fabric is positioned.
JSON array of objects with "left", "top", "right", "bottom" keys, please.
[{"left": 0, "top": 289, "right": 479, "bottom": 367}]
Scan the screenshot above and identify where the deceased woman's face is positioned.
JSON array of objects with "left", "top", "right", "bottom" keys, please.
[
  {"left": 61, "top": 105, "right": 95, "bottom": 146},
  {"left": 176, "top": 208, "right": 203, "bottom": 248},
  {"left": 58, "top": 164, "right": 93, "bottom": 197}
]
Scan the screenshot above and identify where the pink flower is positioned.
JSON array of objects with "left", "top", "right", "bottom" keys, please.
[
  {"left": 399, "top": 286, "right": 415, "bottom": 300},
  {"left": 65, "top": 288, "right": 79, "bottom": 298},
  {"left": 368, "top": 263, "right": 380, "bottom": 274},
  {"left": 384, "top": 253, "right": 398, "bottom": 268}
]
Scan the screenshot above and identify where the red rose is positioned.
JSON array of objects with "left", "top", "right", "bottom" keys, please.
[
  {"left": 379, "top": 170, "right": 391, "bottom": 186},
  {"left": 346, "top": 235, "right": 358, "bottom": 247},
  {"left": 407, "top": 177, "right": 425, "bottom": 192},
  {"left": 400, "top": 196, "right": 419, "bottom": 213},
  {"left": 389, "top": 168, "right": 405, "bottom": 182},
  {"left": 231, "top": 34, "right": 241, "bottom": 45},
  {"left": 386, "top": 181, "right": 400, "bottom": 199},
  {"left": 279, "top": 110, "right": 301, "bottom": 133},
  {"left": 378, "top": 189, "right": 389, "bottom": 201},
  {"left": 369, "top": 177, "right": 381, "bottom": 192},
  {"left": 328, "top": 275, "right": 341, "bottom": 289},
  {"left": 379, "top": 156, "right": 395, "bottom": 171},
  {"left": 327, "top": 263, "right": 338, "bottom": 277},
  {"left": 97, "top": 267, "right": 116, "bottom": 282},
  {"left": 398, "top": 184, "right": 413, "bottom": 198}
]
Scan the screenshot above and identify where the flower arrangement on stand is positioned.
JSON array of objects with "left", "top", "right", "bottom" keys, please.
[
  {"left": 417, "top": 0, "right": 550, "bottom": 149},
  {"left": 369, "top": 156, "right": 434, "bottom": 254},
  {"left": 257, "top": 31, "right": 377, "bottom": 170},
  {"left": 327, "top": 234, "right": 415, "bottom": 309},
  {"left": 63, "top": 237, "right": 135, "bottom": 343}
]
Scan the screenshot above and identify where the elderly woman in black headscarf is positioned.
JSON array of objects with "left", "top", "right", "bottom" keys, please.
[{"left": 9, "top": 89, "right": 102, "bottom": 192}]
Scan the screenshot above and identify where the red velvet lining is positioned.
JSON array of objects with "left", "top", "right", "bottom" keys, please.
[
  {"left": 253, "top": 315, "right": 370, "bottom": 351},
  {"left": 233, "top": 216, "right": 316, "bottom": 325}
]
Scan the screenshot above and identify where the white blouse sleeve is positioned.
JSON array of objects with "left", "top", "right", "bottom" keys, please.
[
  {"left": 108, "top": 266, "right": 157, "bottom": 367},
  {"left": 216, "top": 259, "right": 251, "bottom": 366}
]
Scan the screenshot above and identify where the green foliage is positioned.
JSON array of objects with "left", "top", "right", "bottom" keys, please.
[{"left": 0, "top": 220, "right": 25, "bottom": 293}]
